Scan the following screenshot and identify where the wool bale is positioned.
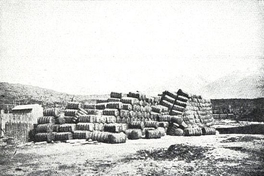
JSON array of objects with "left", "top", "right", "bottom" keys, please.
[
  {"left": 96, "top": 99, "right": 108, "bottom": 104},
  {"left": 145, "top": 129, "right": 161, "bottom": 139},
  {"left": 94, "top": 123, "right": 104, "bottom": 131},
  {"left": 150, "top": 112, "right": 159, "bottom": 121},
  {"left": 144, "top": 105, "right": 152, "bottom": 113},
  {"left": 103, "top": 109, "right": 119, "bottom": 116},
  {"left": 120, "top": 117, "right": 130, "bottom": 124},
  {"left": 140, "top": 106, "right": 146, "bottom": 112},
  {"left": 157, "top": 127, "right": 166, "bottom": 136},
  {"left": 94, "top": 115, "right": 106, "bottom": 123},
  {"left": 34, "top": 132, "right": 55, "bottom": 143},
  {"left": 55, "top": 132, "right": 73, "bottom": 141},
  {"left": 158, "top": 122, "right": 169, "bottom": 128},
  {"left": 174, "top": 100, "right": 187, "bottom": 108},
  {"left": 76, "top": 123, "right": 94, "bottom": 131},
  {"left": 151, "top": 105, "right": 168, "bottom": 113},
  {"left": 36, "top": 124, "right": 54, "bottom": 133},
  {"left": 52, "top": 125, "right": 60, "bottom": 132},
  {"left": 85, "top": 109, "right": 100, "bottom": 115},
  {"left": 167, "top": 124, "right": 184, "bottom": 136},
  {"left": 122, "top": 104, "right": 132, "bottom": 110},
  {"left": 104, "top": 116, "right": 117, "bottom": 123},
  {"left": 38, "top": 116, "right": 55, "bottom": 124},
  {"left": 55, "top": 117, "right": 65, "bottom": 124},
  {"left": 79, "top": 108, "right": 88, "bottom": 115},
  {"left": 64, "top": 109, "right": 78, "bottom": 116},
  {"left": 120, "top": 110, "right": 130, "bottom": 118},
  {"left": 116, "top": 116, "right": 122, "bottom": 123},
  {"left": 129, "top": 111, "right": 136, "bottom": 118},
  {"left": 73, "top": 131, "right": 92, "bottom": 139},
  {"left": 119, "top": 123, "right": 128, "bottom": 132},
  {"left": 177, "top": 89, "right": 189, "bottom": 98},
  {"left": 132, "top": 104, "right": 141, "bottom": 111},
  {"left": 83, "top": 104, "right": 96, "bottom": 109},
  {"left": 110, "top": 92, "right": 123, "bottom": 99},
  {"left": 128, "top": 121, "right": 144, "bottom": 130},
  {"left": 64, "top": 116, "right": 78, "bottom": 123},
  {"left": 163, "top": 90, "right": 178, "bottom": 99},
  {"left": 104, "top": 123, "right": 122, "bottom": 133},
  {"left": 135, "top": 111, "right": 143, "bottom": 119},
  {"left": 160, "top": 100, "right": 173, "bottom": 109},
  {"left": 90, "top": 131, "right": 110, "bottom": 143},
  {"left": 43, "top": 108, "right": 60, "bottom": 117},
  {"left": 127, "top": 91, "right": 140, "bottom": 99},
  {"left": 96, "top": 103, "right": 107, "bottom": 110},
  {"left": 184, "top": 127, "right": 202, "bottom": 136},
  {"left": 142, "top": 111, "right": 150, "bottom": 119},
  {"left": 177, "top": 95, "right": 188, "bottom": 102},
  {"left": 170, "top": 109, "right": 183, "bottom": 116},
  {"left": 66, "top": 102, "right": 81, "bottom": 110},
  {"left": 108, "top": 132, "right": 127, "bottom": 144},
  {"left": 125, "top": 129, "right": 142, "bottom": 140},
  {"left": 144, "top": 121, "right": 158, "bottom": 128},
  {"left": 171, "top": 105, "right": 185, "bottom": 112},
  {"left": 162, "top": 94, "right": 175, "bottom": 104},
  {"left": 58, "top": 124, "right": 76, "bottom": 132},
  {"left": 170, "top": 116, "right": 184, "bottom": 125},
  {"left": 145, "top": 96, "right": 154, "bottom": 104},
  {"left": 142, "top": 127, "right": 155, "bottom": 136},
  {"left": 106, "top": 102, "right": 123, "bottom": 109},
  {"left": 121, "top": 97, "right": 139, "bottom": 105},
  {"left": 78, "top": 115, "right": 96, "bottom": 123},
  {"left": 202, "top": 127, "right": 216, "bottom": 135},
  {"left": 107, "top": 98, "right": 121, "bottom": 102},
  {"left": 157, "top": 114, "right": 171, "bottom": 122}
]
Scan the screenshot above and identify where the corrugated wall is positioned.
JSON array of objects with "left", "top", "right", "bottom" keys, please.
[{"left": 2, "top": 112, "right": 37, "bottom": 143}]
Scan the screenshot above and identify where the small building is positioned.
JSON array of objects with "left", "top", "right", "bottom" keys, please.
[
  {"left": 12, "top": 104, "right": 43, "bottom": 124},
  {"left": 3, "top": 104, "right": 43, "bottom": 143}
]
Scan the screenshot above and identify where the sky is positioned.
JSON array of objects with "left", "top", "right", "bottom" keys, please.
[{"left": 0, "top": 0, "right": 264, "bottom": 96}]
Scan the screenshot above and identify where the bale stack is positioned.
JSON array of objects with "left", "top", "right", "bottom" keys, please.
[
  {"left": 87, "top": 92, "right": 127, "bottom": 143},
  {"left": 34, "top": 108, "right": 62, "bottom": 143},
  {"left": 55, "top": 102, "right": 87, "bottom": 141},
  {"left": 175, "top": 90, "right": 215, "bottom": 136},
  {"left": 155, "top": 89, "right": 216, "bottom": 136},
  {"left": 126, "top": 121, "right": 144, "bottom": 139}
]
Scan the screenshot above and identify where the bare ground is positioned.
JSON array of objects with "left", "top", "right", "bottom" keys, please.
[{"left": 1, "top": 134, "right": 264, "bottom": 176}]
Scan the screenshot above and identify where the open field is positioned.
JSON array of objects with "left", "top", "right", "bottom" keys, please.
[{"left": 1, "top": 134, "right": 264, "bottom": 176}]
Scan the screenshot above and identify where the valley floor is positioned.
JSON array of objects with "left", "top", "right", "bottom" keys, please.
[{"left": 1, "top": 134, "right": 264, "bottom": 176}]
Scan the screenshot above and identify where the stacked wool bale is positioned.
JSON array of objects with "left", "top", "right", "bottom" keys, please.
[
  {"left": 75, "top": 102, "right": 104, "bottom": 140},
  {"left": 56, "top": 102, "right": 88, "bottom": 141},
  {"left": 34, "top": 108, "right": 62, "bottom": 143},
  {"left": 79, "top": 92, "right": 127, "bottom": 143},
  {"left": 120, "top": 91, "right": 165, "bottom": 139},
  {"left": 120, "top": 92, "right": 145, "bottom": 140},
  {"left": 163, "top": 89, "right": 215, "bottom": 136},
  {"left": 102, "top": 92, "right": 127, "bottom": 143},
  {"left": 180, "top": 91, "right": 216, "bottom": 135}
]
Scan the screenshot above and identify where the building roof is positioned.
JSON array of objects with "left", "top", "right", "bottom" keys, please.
[{"left": 12, "top": 104, "right": 41, "bottom": 111}]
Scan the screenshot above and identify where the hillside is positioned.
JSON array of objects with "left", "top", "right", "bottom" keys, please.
[
  {"left": 200, "top": 70, "right": 264, "bottom": 99},
  {"left": 0, "top": 82, "right": 108, "bottom": 110}
]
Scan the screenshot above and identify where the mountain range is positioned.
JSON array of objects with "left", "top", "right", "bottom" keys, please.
[{"left": 0, "top": 69, "right": 263, "bottom": 110}]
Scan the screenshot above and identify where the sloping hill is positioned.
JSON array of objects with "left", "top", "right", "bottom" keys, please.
[
  {"left": 0, "top": 82, "right": 108, "bottom": 109},
  {"left": 201, "top": 71, "right": 264, "bottom": 99}
]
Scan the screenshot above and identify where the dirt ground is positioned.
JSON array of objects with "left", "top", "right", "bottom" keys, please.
[{"left": 1, "top": 134, "right": 264, "bottom": 176}]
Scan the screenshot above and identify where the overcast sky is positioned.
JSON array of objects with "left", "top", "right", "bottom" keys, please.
[{"left": 0, "top": 0, "right": 264, "bottom": 96}]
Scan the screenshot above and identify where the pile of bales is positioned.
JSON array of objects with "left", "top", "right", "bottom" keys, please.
[{"left": 33, "top": 89, "right": 216, "bottom": 144}]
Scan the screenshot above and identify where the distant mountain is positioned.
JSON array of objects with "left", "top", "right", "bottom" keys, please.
[
  {"left": 145, "top": 74, "right": 209, "bottom": 96},
  {"left": 0, "top": 82, "right": 108, "bottom": 110},
  {"left": 200, "top": 70, "right": 264, "bottom": 99}
]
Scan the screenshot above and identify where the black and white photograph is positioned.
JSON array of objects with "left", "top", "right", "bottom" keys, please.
[{"left": 0, "top": 0, "right": 264, "bottom": 175}]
